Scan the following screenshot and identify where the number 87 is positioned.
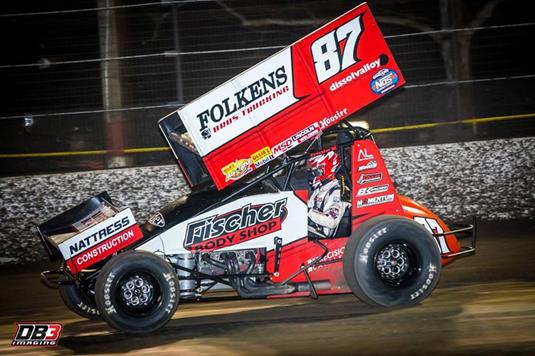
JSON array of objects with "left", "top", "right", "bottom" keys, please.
[{"left": 311, "top": 15, "right": 364, "bottom": 83}]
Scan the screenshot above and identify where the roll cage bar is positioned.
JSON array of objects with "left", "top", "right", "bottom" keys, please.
[{"left": 196, "top": 120, "right": 372, "bottom": 215}]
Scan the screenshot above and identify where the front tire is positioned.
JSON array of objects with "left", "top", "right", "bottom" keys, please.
[
  {"left": 95, "top": 251, "right": 179, "bottom": 334},
  {"left": 343, "top": 215, "right": 441, "bottom": 307}
]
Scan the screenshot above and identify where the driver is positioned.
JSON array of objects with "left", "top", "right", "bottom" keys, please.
[{"left": 307, "top": 149, "right": 349, "bottom": 238}]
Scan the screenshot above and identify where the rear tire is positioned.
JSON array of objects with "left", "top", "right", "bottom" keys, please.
[
  {"left": 59, "top": 284, "right": 101, "bottom": 320},
  {"left": 95, "top": 251, "right": 179, "bottom": 334},
  {"left": 343, "top": 215, "right": 441, "bottom": 307}
]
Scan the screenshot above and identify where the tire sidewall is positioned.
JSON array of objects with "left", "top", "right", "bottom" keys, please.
[
  {"left": 95, "top": 251, "right": 179, "bottom": 333},
  {"left": 344, "top": 215, "right": 441, "bottom": 307},
  {"left": 59, "top": 283, "right": 101, "bottom": 320}
]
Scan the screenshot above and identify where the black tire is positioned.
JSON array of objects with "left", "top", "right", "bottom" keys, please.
[
  {"left": 95, "top": 251, "right": 179, "bottom": 334},
  {"left": 59, "top": 284, "right": 101, "bottom": 320},
  {"left": 343, "top": 215, "right": 441, "bottom": 307}
]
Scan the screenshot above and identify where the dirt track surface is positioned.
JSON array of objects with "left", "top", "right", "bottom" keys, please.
[{"left": 1, "top": 220, "right": 535, "bottom": 355}]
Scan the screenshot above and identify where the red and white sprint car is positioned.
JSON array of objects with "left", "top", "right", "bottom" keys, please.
[{"left": 38, "top": 3, "right": 476, "bottom": 334}]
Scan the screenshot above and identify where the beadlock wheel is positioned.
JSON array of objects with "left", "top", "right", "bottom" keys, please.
[
  {"left": 343, "top": 215, "right": 442, "bottom": 307},
  {"left": 374, "top": 242, "right": 417, "bottom": 286},
  {"left": 95, "top": 251, "right": 179, "bottom": 334}
]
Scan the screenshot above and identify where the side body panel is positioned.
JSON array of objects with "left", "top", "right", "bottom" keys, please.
[
  {"left": 136, "top": 191, "right": 308, "bottom": 255},
  {"left": 135, "top": 140, "right": 462, "bottom": 298}
]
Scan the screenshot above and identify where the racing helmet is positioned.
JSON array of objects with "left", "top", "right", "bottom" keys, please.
[{"left": 308, "top": 150, "right": 340, "bottom": 188}]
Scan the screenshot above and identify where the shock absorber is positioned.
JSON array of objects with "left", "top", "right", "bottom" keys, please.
[{"left": 175, "top": 253, "right": 196, "bottom": 299}]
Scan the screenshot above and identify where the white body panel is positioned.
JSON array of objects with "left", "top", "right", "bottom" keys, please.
[
  {"left": 175, "top": 48, "right": 298, "bottom": 157},
  {"left": 137, "top": 192, "right": 307, "bottom": 255}
]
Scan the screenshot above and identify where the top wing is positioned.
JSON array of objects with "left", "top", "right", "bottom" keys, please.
[{"left": 161, "top": 2, "right": 405, "bottom": 190}]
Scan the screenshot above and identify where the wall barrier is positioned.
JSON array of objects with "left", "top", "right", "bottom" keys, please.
[{"left": 1, "top": 136, "right": 533, "bottom": 264}]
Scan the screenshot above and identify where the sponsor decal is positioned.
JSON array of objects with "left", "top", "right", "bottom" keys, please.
[
  {"left": 196, "top": 66, "right": 289, "bottom": 139},
  {"left": 271, "top": 109, "right": 350, "bottom": 159},
  {"left": 357, "top": 148, "right": 374, "bottom": 161},
  {"left": 251, "top": 146, "right": 274, "bottom": 168},
  {"left": 371, "top": 68, "right": 399, "bottom": 95},
  {"left": 316, "top": 108, "right": 348, "bottom": 130},
  {"left": 330, "top": 58, "right": 381, "bottom": 92},
  {"left": 254, "top": 157, "right": 273, "bottom": 168},
  {"left": 222, "top": 158, "right": 253, "bottom": 182},
  {"left": 178, "top": 47, "right": 298, "bottom": 158},
  {"left": 357, "top": 193, "right": 394, "bottom": 208},
  {"left": 358, "top": 159, "right": 377, "bottom": 171},
  {"left": 307, "top": 246, "right": 345, "bottom": 272},
  {"left": 272, "top": 124, "right": 322, "bottom": 158},
  {"left": 67, "top": 225, "right": 143, "bottom": 272},
  {"left": 11, "top": 323, "right": 62, "bottom": 346},
  {"left": 184, "top": 198, "right": 288, "bottom": 251},
  {"left": 59, "top": 209, "right": 136, "bottom": 259},
  {"left": 356, "top": 184, "right": 389, "bottom": 197},
  {"left": 311, "top": 15, "right": 364, "bottom": 83},
  {"left": 272, "top": 123, "right": 321, "bottom": 157},
  {"left": 292, "top": 123, "right": 321, "bottom": 143},
  {"left": 272, "top": 138, "right": 294, "bottom": 157},
  {"left": 357, "top": 172, "right": 382, "bottom": 185},
  {"left": 251, "top": 146, "right": 273, "bottom": 164},
  {"left": 148, "top": 212, "right": 165, "bottom": 228}
]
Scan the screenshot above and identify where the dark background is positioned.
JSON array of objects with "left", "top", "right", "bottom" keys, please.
[{"left": 1, "top": 0, "right": 534, "bottom": 176}]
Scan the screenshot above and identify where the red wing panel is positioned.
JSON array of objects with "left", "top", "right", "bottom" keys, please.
[{"left": 172, "top": 2, "right": 405, "bottom": 190}]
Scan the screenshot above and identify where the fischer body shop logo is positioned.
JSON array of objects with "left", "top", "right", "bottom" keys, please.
[{"left": 184, "top": 199, "right": 288, "bottom": 251}]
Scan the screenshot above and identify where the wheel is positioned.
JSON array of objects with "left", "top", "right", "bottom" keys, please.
[
  {"left": 343, "top": 215, "right": 441, "bottom": 307},
  {"left": 94, "top": 251, "right": 179, "bottom": 334},
  {"left": 59, "top": 283, "right": 101, "bottom": 320}
]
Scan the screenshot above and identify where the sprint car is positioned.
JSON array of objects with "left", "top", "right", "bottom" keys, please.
[{"left": 38, "top": 3, "right": 476, "bottom": 334}]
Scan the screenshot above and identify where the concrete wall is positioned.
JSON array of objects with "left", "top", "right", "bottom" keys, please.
[{"left": 1, "top": 137, "right": 533, "bottom": 265}]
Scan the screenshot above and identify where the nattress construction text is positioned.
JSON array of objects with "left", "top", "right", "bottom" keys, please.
[{"left": 58, "top": 209, "right": 143, "bottom": 273}]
